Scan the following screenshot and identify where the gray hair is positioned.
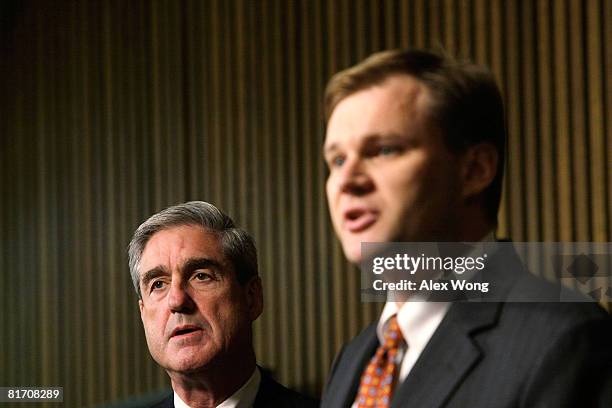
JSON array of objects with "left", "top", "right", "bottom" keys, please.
[{"left": 128, "top": 201, "right": 258, "bottom": 298}]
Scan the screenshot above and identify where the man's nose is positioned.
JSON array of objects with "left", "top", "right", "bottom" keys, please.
[
  {"left": 338, "top": 156, "right": 374, "bottom": 196},
  {"left": 167, "top": 281, "right": 195, "bottom": 313}
]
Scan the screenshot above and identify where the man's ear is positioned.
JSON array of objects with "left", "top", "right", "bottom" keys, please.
[
  {"left": 246, "top": 276, "right": 264, "bottom": 321},
  {"left": 139, "top": 299, "right": 144, "bottom": 317},
  {"left": 460, "top": 143, "right": 498, "bottom": 199}
]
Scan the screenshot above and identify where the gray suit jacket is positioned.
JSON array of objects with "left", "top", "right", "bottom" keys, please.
[{"left": 321, "top": 247, "right": 612, "bottom": 408}]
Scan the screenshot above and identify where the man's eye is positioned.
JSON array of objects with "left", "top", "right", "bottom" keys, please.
[
  {"left": 329, "top": 155, "right": 345, "bottom": 167},
  {"left": 378, "top": 145, "right": 400, "bottom": 156},
  {"left": 151, "top": 280, "right": 165, "bottom": 291},
  {"left": 194, "top": 272, "right": 211, "bottom": 281}
]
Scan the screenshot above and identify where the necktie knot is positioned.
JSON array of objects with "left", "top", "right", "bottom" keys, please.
[{"left": 382, "top": 315, "right": 403, "bottom": 350}]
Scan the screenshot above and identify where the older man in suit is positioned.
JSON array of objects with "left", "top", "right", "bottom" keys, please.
[
  {"left": 320, "top": 49, "right": 611, "bottom": 407},
  {"left": 128, "top": 201, "right": 317, "bottom": 408}
]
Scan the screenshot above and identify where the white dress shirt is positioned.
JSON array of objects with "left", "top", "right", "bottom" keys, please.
[
  {"left": 174, "top": 367, "right": 261, "bottom": 408},
  {"left": 350, "top": 301, "right": 450, "bottom": 408},
  {"left": 378, "top": 300, "right": 451, "bottom": 382}
]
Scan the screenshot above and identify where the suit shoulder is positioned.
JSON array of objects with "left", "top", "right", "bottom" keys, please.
[
  {"left": 148, "top": 392, "right": 173, "bottom": 408},
  {"left": 502, "top": 268, "right": 609, "bottom": 323},
  {"left": 255, "top": 371, "right": 319, "bottom": 408},
  {"left": 494, "top": 299, "right": 612, "bottom": 354}
]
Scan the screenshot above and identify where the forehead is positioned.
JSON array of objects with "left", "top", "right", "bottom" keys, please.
[
  {"left": 324, "top": 75, "right": 432, "bottom": 148},
  {"left": 140, "top": 224, "right": 225, "bottom": 270}
]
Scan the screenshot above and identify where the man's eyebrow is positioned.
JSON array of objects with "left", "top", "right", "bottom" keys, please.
[
  {"left": 140, "top": 266, "right": 168, "bottom": 288},
  {"left": 139, "top": 258, "right": 225, "bottom": 288},
  {"left": 362, "top": 133, "right": 406, "bottom": 144},
  {"left": 323, "top": 133, "right": 406, "bottom": 156},
  {"left": 323, "top": 142, "right": 339, "bottom": 157},
  {"left": 182, "top": 257, "right": 224, "bottom": 273}
]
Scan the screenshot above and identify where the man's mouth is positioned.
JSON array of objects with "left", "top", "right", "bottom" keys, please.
[
  {"left": 343, "top": 208, "right": 378, "bottom": 233},
  {"left": 170, "top": 325, "right": 202, "bottom": 339}
]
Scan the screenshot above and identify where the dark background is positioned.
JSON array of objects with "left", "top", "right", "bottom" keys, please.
[{"left": 1, "top": 0, "right": 610, "bottom": 406}]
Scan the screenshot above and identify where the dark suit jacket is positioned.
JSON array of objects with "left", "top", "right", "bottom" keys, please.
[
  {"left": 321, "top": 246, "right": 612, "bottom": 408},
  {"left": 150, "top": 370, "right": 318, "bottom": 408}
]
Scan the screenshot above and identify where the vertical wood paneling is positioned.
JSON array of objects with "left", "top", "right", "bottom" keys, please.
[
  {"left": 70, "top": 2, "right": 83, "bottom": 403},
  {"left": 102, "top": 1, "right": 118, "bottom": 400},
  {"left": 0, "top": 94, "right": 5, "bottom": 389},
  {"left": 33, "top": 0, "right": 51, "bottom": 391},
  {"left": 521, "top": 0, "right": 540, "bottom": 241},
  {"left": 458, "top": 0, "right": 472, "bottom": 57},
  {"left": 258, "top": 0, "right": 275, "bottom": 374},
  {"left": 1, "top": 1, "right": 610, "bottom": 405},
  {"left": 569, "top": 0, "right": 590, "bottom": 241},
  {"left": 429, "top": 0, "right": 442, "bottom": 48},
  {"left": 299, "top": 0, "right": 317, "bottom": 390},
  {"left": 443, "top": 0, "right": 457, "bottom": 55},
  {"left": 235, "top": 0, "right": 248, "bottom": 223},
  {"left": 222, "top": 0, "right": 236, "bottom": 214},
  {"left": 414, "top": 0, "right": 427, "bottom": 48},
  {"left": 605, "top": 0, "right": 612, "bottom": 242},
  {"left": 586, "top": 0, "right": 607, "bottom": 242},
  {"left": 399, "top": 1, "right": 411, "bottom": 47},
  {"left": 537, "top": 0, "right": 558, "bottom": 241},
  {"left": 313, "top": 0, "right": 336, "bottom": 388},
  {"left": 554, "top": 0, "right": 574, "bottom": 241},
  {"left": 490, "top": 0, "right": 507, "bottom": 236},
  {"left": 506, "top": 1, "right": 525, "bottom": 240},
  {"left": 244, "top": 0, "right": 263, "bottom": 359}
]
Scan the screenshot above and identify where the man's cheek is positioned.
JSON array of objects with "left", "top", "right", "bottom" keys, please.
[{"left": 143, "top": 313, "right": 164, "bottom": 344}]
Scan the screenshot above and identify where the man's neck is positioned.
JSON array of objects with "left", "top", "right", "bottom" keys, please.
[
  {"left": 451, "top": 209, "right": 495, "bottom": 242},
  {"left": 169, "top": 354, "right": 256, "bottom": 408},
  {"left": 389, "top": 228, "right": 496, "bottom": 307}
]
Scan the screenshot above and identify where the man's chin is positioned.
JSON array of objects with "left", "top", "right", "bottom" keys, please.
[
  {"left": 342, "top": 242, "right": 364, "bottom": 264},
  {"left": 161, "top": 347, "right": 214, "bottom": 373},
  {"left": 165, "top": 357, "right": 212, "bottom": 375},
  {"left": 341, "top": 233, "right": 391, "bottom": 264}
]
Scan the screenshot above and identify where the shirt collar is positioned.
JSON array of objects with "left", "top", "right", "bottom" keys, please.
[
  {"left": 173, "top": 367, "right": 261, "bottom": 408},
  {"left": 377, "top": 301, "right": 450, "bottom": 349},
  {"left": 377, "top": 230, "right": 496, "bottom": 346}
]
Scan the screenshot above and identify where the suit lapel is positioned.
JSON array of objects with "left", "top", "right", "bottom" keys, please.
[
  {"left": 392, "top": 301, "right": 501, "bottom": 408},
  {"left": 390, "top": 244, "right": 524, "bottom": 408},
  {"left": 324, "top": 323, "right": 379, "bottom": 407}
]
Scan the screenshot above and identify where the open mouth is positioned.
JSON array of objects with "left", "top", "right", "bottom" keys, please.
[
  {"left": 344, "top": 208, "right": 378, "bottom": 233},
  {"left": 171, "top": 326, "right": 202, "bottom": 338}
]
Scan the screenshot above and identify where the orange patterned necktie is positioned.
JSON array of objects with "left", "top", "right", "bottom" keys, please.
[{"left": 354, "top": 315, "right": 404, "bottom": 407}]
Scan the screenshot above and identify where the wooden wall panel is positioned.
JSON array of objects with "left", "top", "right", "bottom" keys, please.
[{"left": 0, "top": 0, "right": 610, "bottom": 406}]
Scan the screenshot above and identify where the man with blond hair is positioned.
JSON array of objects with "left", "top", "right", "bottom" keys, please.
[{"left": 320, "top": 49, "right": 611, "bottom": 408}]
